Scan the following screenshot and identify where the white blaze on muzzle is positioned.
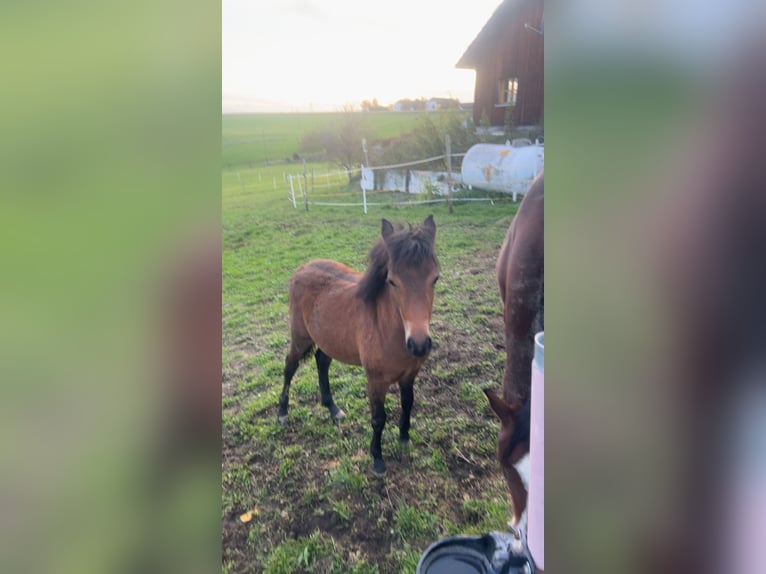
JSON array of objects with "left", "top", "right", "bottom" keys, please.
[
  {"left": 402, "top": 320, "right": 430, "bottom": 343},
  {"left": 515, "top": 452, "right": 530, "bottom": 493},
  {"left": 508, "top": 452, "right": 531, "bottom": 537}
]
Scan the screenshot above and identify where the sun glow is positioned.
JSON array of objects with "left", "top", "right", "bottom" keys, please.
[{"left": 223, "top": 0, "right": 503, "bottom": 112}]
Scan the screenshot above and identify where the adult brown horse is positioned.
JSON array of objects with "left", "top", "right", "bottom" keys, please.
[
  {"left": 484, "top": 173, "right": 544, "bottom": 529},
  {"left": 277, "top": 215, "right": 440, "bottom": 475}
]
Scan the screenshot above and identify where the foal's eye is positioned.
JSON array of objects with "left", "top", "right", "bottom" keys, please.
[
  {"left": 387, "top": 278, "right": 397, "bottom": 288},
  {"left": 432, "top": 276, "right": 440, "bottom": 286}
]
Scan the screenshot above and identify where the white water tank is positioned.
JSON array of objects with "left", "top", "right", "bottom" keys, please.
[{"left": 461, "top": 142, "right": 544, "bottom": 196}]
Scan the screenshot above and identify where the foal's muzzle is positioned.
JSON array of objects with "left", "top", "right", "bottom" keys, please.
[{"left": 406, "top": 336, "right": 432, "bottom": 357}]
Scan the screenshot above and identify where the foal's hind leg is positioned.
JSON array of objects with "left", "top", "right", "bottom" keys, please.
[
  {"left": 277, "top": 338, "right": 312, "bottom": 426},
  {"left": 315, "top": 349, "right": 345, "bottom": 421}
]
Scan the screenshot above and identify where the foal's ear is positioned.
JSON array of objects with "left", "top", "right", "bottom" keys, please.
[
  {"left": 422, "top": 214, "right": 436, "bottom": 240},
  {"left": 381, "top": 218, "right": 394, "bottom": 241},
  {"left": 484, "top": 389, "right": 518, "bottom": 424}
]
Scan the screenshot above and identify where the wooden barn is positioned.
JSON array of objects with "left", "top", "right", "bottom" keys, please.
[{"left": 457, "top": 0, "right": 543, "bottom": 128}]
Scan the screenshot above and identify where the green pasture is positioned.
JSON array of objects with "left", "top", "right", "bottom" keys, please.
[
  {"left": 222, "top": 113, "right": 521, "bottom": 573},
  {"left": 222, "top": 111, "right": 467, "bottom": 168}
]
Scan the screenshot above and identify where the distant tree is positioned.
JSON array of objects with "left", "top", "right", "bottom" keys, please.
[
  {"left": 445, "top": 98, "right": 461, "bottom": 110},
  {"left": 300, "top": 112, "right": 370, "bottom": 183},
  {"left": 361, "top": 98, "right": 387, "bottom": 112},
  {"left": 335, "top": 114, "right": 368, "bottom": 180},
  {"left": 393, "top": 98, "right": 412, "bottom": 111},
  {"left": 378, "top": 113, "right": 477, "bottom": 171}
]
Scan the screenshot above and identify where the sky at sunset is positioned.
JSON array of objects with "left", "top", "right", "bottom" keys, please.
[{"left": 223, "top": 0, "right": 504, "bottom": 112}]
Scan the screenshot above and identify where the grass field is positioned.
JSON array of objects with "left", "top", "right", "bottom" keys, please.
[
  {"left": 222, "top": 112, "right": 464, "bottom": 168},
  {"left": 222, "top": 113, "right": 521, "bottom": 573}
]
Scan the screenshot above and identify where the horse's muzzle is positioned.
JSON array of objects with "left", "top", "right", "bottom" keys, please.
[{"left": 406, "top": 336, "right": 432, "bottom": 357}]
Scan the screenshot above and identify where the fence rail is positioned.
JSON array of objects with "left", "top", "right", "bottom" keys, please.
[
  {"left": 306, "top": 196, "right": 499, "bottom": 208},
  {"left": 275, "top": 133, "right": 540, "bottom": 213}
]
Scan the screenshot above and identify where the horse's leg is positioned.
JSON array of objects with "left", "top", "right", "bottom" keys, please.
[
  {"left": 367, "top": 379, "right": 388, "bottom": 476},
  {"left": 503, "top": 259, "right": 543, "bottom": 405},
  {"left": 277, "top": 339, "right": 311, "bottom": 426},
  {"left": 398, "top": 375, "right": 416, "bottom": 444},
  {"left": 315, "top": 348, "right": 345, "bottom": 421}
]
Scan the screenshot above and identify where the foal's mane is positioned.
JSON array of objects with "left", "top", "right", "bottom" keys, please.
[{"left": 357, "top": 223, "right": 437, "bottom": 303}]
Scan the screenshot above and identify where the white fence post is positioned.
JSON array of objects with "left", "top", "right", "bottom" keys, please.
[
  {"left": 289, "top": 176, "right": 297, "bottom": 208},
  {"left": 446, "top": 134, "right": 453, "bottom": 214}
]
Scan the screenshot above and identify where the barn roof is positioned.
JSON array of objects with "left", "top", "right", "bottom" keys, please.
[{"left": 456, "top": 0, "right": 533, "bottom": 69}]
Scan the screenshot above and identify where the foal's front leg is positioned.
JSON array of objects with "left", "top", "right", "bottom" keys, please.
[
  {"left": 367, "top": 379, "right": 388, "bottom": 476},
  {"left": 398, "top": 375, "right": 416, "bottom": 444}
]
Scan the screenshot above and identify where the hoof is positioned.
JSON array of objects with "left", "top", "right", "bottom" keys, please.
[
  {"left": 331, "top": 407, "right": 346, "bottom": 421},
  {"left": 277, "top": 415, "right": 289, "bottom": 427},
  {"left": 372, "top": 458, "right": 386, "bottom": 477},
  {"left": 398, "top": 434, "right": 410, "bottom": 445}
]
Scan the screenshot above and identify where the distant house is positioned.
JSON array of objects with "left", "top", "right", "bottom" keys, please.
[
  {"left": 425, "top": 97, "right": 460, "bottom": 112},
  {"left": 393, "top": 97, "right": 459, "bottom": 112},
  {"left": 393, "top": 99, "right": 416, "bottom": 112},
  {"left": 456, "top": 0, "right": 543, "bottom": 127}
]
